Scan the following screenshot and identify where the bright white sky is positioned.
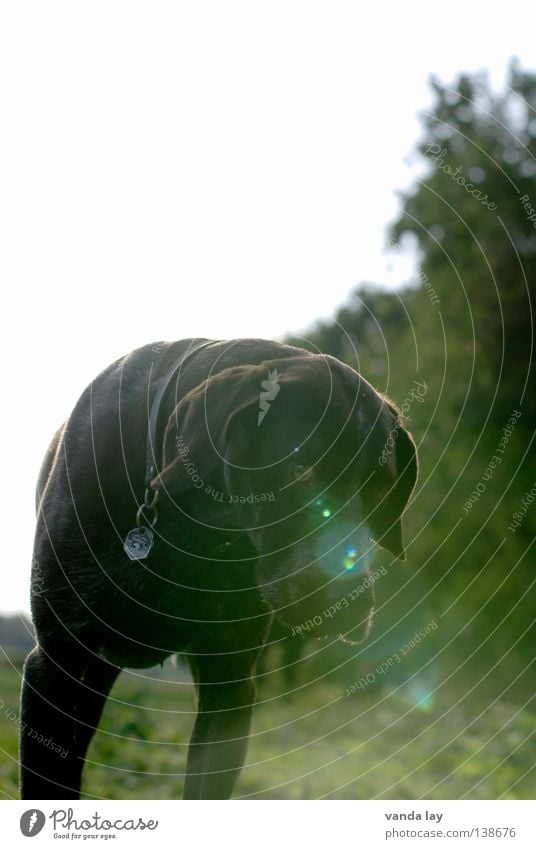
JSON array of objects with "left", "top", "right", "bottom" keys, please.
[{"left": 1, "top": 1, "right": 534, "bottom": 613}]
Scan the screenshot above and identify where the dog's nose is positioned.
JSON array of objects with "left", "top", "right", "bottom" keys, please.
[{"left": 312, "top": 520, "right": 379, "bottom": 578}]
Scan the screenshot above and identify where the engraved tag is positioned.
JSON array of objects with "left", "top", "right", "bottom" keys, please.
[{"left": 123, "top": 526, "right": 155, "bottom": 561}]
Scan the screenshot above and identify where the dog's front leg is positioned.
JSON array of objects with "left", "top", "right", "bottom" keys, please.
[
  {"left": 184, "top": 659, "right": 256, "bottom": 800},
  {"left": 20, "top": 644, "right": 119, "bottom": 799}
]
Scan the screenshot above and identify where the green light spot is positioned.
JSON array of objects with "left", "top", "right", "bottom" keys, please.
[{"left": 322, "top": 508, "right": 331, "bottom": 518}]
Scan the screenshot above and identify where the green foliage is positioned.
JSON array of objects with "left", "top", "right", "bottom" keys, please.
[{"left": 287, "top": 64, "right": 536, "bottom": 677}]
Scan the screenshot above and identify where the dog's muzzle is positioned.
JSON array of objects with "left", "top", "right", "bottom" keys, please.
[{"left": 257, "top": 520, "right": 379, "bottom": 645}]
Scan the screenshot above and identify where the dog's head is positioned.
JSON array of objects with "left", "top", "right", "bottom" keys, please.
[{"left": 153, "top": 353, "right": 417, "bottom": 643}]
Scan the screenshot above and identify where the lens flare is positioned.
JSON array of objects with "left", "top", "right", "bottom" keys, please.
[
  {"left": 334, "top": 534, "right": 379, "bottom": 576},
  {"left": 398, "top": 679, "right": 435, "bottom": 713},
  {"left": 343, "top": 545, "right": 359, "bottom": 571},
  {"left": 309, "top": 501, "right": 380, "bottom": 578}
]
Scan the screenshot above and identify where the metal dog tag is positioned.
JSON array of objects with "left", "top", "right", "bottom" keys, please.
[{"left": 123, "top": 526, "right": 155, "bottom": 561}]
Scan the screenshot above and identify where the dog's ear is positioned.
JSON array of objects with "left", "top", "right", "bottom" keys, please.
[
  {"left": 367, "top": 408, "right": 418, "bottom": 560},
  {"left": 150, "top": 364, "right": 267, "bottom": 496}
]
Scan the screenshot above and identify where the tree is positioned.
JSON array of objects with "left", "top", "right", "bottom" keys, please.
[{"left": 286, "top": 64, "right": 536, "bottom": 677}]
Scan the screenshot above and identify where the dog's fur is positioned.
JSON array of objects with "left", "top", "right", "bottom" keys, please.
[{"left": 21, "top": 338, "right": 417, "bottom": 799}]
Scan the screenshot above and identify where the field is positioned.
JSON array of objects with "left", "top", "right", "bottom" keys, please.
[{"left": 1, "top": 651, "right": 534, "bottom": 800}]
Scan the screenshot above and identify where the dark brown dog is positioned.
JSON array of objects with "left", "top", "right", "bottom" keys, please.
[{"left": 21, "top": 338, "right": 417, "bottom": 799}]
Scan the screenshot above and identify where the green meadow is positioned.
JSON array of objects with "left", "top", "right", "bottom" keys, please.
[{"left": 1, "top": 654, "right": 533, "bottom": 800}]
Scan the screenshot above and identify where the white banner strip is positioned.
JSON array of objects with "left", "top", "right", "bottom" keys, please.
[{"left": 1, "top": 800, "right": 534, "bottom": 848}]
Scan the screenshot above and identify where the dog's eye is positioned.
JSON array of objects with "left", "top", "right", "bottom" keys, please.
[{"left": 291, "top": 463, "right": 315, "bottom": 483}]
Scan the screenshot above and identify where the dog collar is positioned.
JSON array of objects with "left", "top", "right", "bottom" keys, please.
[{"left": 124, "top": 338, "right": 221, "bottom": 561}]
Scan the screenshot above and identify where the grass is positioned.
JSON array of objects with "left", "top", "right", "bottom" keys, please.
[{"left": 0, "top": 654, "right": 534, "bottom": 800}]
